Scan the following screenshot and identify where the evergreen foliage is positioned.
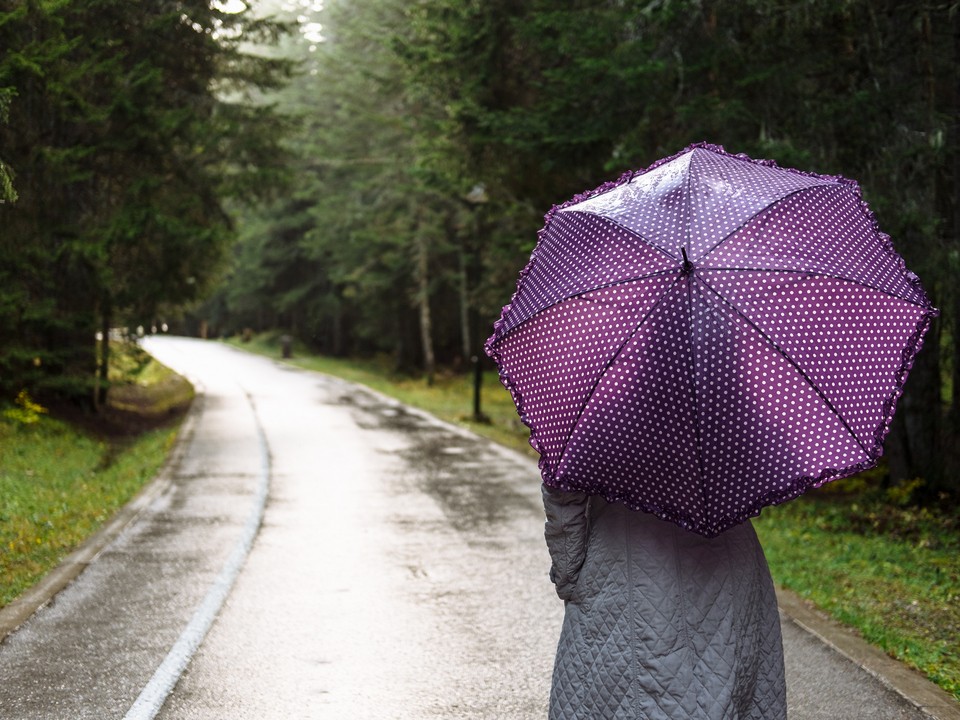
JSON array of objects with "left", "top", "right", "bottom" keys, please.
[{"left": 0, "top": 0, "right": 293, "bottom": 403}]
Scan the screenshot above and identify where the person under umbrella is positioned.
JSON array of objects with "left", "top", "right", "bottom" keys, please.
[
  {"left": 486, "top": 144, "right": 937, "bottom": 719},
  {"left": 541, "top": 483, "right": 783, "bottom": 718}
]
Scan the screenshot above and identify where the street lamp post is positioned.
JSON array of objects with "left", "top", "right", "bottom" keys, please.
[{"left": 463, "top": 183, "right": 490, "bottom": 423}]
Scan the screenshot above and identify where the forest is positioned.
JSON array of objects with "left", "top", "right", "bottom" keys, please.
[{"left": 1, "top": 0, "right": 958, "bottom": 502}]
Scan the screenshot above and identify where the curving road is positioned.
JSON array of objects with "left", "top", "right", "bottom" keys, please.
[{"left": 0, "top": 336, "right": 948, "bottom": 719}]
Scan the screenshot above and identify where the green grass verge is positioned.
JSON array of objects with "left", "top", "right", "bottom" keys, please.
[
  {"left": 0, "top": 344, "right": 189, "bottom": 609},
  {"left": 754, "top": 496, "right": 960, "bottom": 701},
  {"left": 229, "top": 332, "right": 960, "bottom": 702},
  {"left": 0, "top": 419, "right": 177, "bottom": 607}
]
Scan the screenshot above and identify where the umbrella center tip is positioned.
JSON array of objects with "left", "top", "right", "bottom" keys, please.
[{"left": 681, "top": 246, "right": 694, "bottom": 275}]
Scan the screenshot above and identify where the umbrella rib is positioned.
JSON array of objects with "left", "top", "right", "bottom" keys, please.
[
  {"left": 682, "top": 154, "right": 695, "bottom": 252},
  {"left": 694, "top": 185, "right": 831, "bottom": 261},
  {"left": 695, "top": 274, "right": 873, "bottom": 459},
  {"left": 491, "top": 268, "right": 681, "bottom": 346},
  {"left": 685, "top": 275, "right": 709, "bottom": 510},
  {"left": 564, "top": 268, "right": 681, "bottom": 299},
  {"left": 555, "top": 273, "right": 686, "bottom": 468},
  {"left": 563, "top": 209, "right": 685, "bottom": 264},
  {"left": 698, "top": 266, "right": 930, "bottom": 308}
]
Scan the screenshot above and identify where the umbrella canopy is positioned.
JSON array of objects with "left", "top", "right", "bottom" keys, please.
[{"left": 486, "top": 143, "right": 938, "bottom": 537}]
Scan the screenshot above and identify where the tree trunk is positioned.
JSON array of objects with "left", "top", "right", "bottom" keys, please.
[
  {"left": 885, "top": 317, "right": 943, "bottom": 497},
  {"left": 95, "top": 299, "right": 111, "bottom": 410},
  {"left": 416, "top": 234, "right": 435, "bottom": 385},
  {"left": 459, "top": 243, "right": 471, "bottom": 363},
  {"left": 332, "top": 295, "right": 343, "bottom": 357}
]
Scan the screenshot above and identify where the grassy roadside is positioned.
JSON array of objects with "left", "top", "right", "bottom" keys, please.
[
  {"left": 228, "top": 332, "right": 960, "bottom": 702},
  {"left": 754, "top": 492, "right": 959, "bottom": 699},
  {"left": 0, "top": 344, "right": 192, "bottom": 609}
]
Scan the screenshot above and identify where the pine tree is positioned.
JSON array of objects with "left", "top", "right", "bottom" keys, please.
[{"left": 0, "top": 0, "right": 293, "bottom": 402}]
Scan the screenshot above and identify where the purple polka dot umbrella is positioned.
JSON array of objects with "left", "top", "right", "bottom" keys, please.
[{"left": 486, "top": 143, "right": 939, "bottom": 537}]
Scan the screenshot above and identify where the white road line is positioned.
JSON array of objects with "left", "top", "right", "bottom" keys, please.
[{"left": 124, "top": 388, "right": 271, "bottom": 720}]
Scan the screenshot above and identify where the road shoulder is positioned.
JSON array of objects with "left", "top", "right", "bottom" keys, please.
[
  {"left": 0, "top": 389, "right": 201, "bottom": 644},
  {"left": 776, "top": 585, "right": 960, "bottom": 720}
]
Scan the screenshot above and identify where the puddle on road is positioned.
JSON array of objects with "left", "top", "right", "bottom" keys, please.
[
  {"left": 333, "top": 388, "right": 538, "bottom": 534},
  {"left": 398, "top": 433, "right": 536, "bottom": 534}
]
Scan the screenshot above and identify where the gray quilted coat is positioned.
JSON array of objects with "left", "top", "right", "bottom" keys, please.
[{"left": 543, "top": 485, "right": 786, "bottom": 719}]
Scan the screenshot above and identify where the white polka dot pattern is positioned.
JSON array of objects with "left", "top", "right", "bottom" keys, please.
[
  {"left": 486, "top": 144, "right": 938, "bottom": 537},
  {"left": 496, "top": 275, "right": 679, "bottom": 469},
  {"left": 708, "top": 185, "right": 926, "bottom": 304},
  {"left": 564, "top": 146, "right": 830, "bottom": 261},
  {"left": 498, "top": 210, "right": 676, "bottom": 336}
]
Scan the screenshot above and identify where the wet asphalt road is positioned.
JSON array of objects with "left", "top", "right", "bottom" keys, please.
[{"left": 0, "top": 336, "right": 941, "bottom": 719}]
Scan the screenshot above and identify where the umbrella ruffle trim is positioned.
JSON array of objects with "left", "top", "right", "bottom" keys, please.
[
  {"left": 486, "top": 141, "right": 940, "bottom": 536},
  {"left": 871, "top": 303, "right": 939, "bottom": 454}
]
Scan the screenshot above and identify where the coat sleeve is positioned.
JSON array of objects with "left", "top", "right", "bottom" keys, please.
[{"left": 541, "top": 484, "right": 591, "bottom": 601}]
